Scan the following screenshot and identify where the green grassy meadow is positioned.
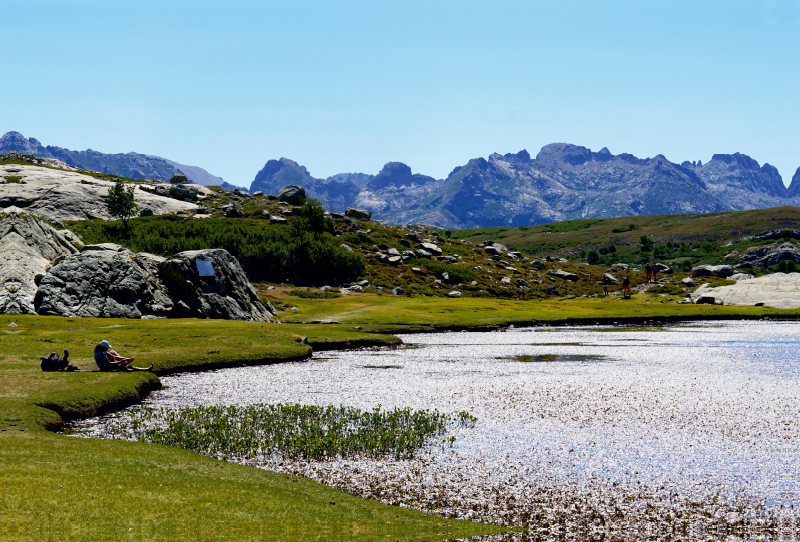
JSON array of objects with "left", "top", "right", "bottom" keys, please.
[
  {"left": 272, "top": 289, "right": 800, "bottom": 331},
  {"left": 0, "top": 315, "right": 505, "bottom": 541}
]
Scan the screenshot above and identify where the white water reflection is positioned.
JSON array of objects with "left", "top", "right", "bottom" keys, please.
[{"left": 74, "top": 321, "right": 800, "bottom": 538}]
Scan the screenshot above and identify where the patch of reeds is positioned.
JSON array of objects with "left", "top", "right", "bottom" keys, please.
[{"left": 102, "top": 403, "right": 476, "bottom": 461}]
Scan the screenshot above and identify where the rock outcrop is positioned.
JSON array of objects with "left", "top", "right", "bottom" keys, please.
[
  {"left": 159, "top": 249, "right": 275, "bottom": 321},
  {"left": 0, "top": 210, "right": 79, "bottom": 314},
  {"left": 34, "top": 244, "right": 174, "bottom": 319},
  {"left": 0, "top": 163, "right": 199, "bottom": 223},
  {"left": 345, "top": 207, "right": 372, "bottom": 221},
  {"left": 277, "top": 185, "right": 306, "bottom": 206},
  {"left": 739, "top": 243, "right": 800, "bottom": 268},
  {"left": 689, "top": 273, "right": 800, "bottom": 309},
  {"left": 691, "top": 264, "right": 736, "bottom": 278}
]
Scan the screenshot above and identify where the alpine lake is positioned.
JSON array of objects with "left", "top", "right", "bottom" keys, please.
[{"left": 68, "top": 320, "right": 800, "bottom": 541}]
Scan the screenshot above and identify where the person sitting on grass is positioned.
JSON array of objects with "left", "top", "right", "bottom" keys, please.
[{"left": 94, "top": 340, "right": 153, "bottom": 372}]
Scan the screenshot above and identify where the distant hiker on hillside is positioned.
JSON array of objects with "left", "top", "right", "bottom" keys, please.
[
  {"left": 94, "top": 341, "right": 153, "bottom": 372},
  {"left": 652, "top": 264, "right": 660, "bottom": 282},
  {"left": 645, "top": 263, "right": 652, "bottom": 283},
  {"left": 517, "top": 284, "right": 526, "bottom": 300},
  {"left": 603, "top": 283, "right": 609, "bottom": 296},
  {"left": 622, "top": 276, "right": 631, "bottom": 298}
]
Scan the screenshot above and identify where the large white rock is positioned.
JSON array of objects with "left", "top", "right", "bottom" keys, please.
[
  {"left": 0, "top": 164, "right": 199, "bottom": 222},
  {"left": 0, "top": 210, "right": 79, "bottom": 314},
  {"left": 689, "top": 273, "right": 800, "bottom": 309}
]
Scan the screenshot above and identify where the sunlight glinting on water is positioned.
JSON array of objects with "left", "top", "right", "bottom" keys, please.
[{"left": 72, "top": 321, "right": 800, "bottom": 537}]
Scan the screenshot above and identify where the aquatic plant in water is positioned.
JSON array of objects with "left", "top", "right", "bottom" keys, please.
[{"left": 103, "top": 403, "right": 475, "bottom": 461}]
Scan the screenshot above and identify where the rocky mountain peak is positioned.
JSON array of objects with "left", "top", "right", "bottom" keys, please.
[
  {"left": 0, "top": 131, "right": 46, "bottom": 155},
  {"left": 788, "top": 167, "right": 800, "bottom": 198},
  {"left": 370, "top": 161, "right": 436, "bottom": 190},
  {"left": 710, "top": 152, "right": 761, "bottom": 171},
  {"left": 535, "top": 143, "right": 595, "bottom": 167},
  {"left": 250, "top": 157, "right": 315, "bottom": 194},
  {"left": 503, "top": 149, "right": 531, "bottom": 163}
]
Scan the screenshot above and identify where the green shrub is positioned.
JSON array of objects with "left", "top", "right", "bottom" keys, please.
[
  {"left": 70, "top": 217, "right": 364, "bottom": 285},
  {"left": 288, "top": 289, "right": 342, "bottom": 299},
  {"left": 408, "top": 259, "right": 475, "bottom": 284},
  {"left": 707, "top": 279, "right": 736, "bottom": 288}
]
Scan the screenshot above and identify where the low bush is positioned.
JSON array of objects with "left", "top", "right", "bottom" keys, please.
[
  {"left": 70, "top": 216, "right": 365, "bottom": 285},
  {"left": 288, "top": 289, "right": 342, "bottom": 299},
  {"left": 408, "top": 258, "right": 475, "bottom": 284}
]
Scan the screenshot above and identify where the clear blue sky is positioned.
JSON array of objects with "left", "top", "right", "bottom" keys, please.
[{"left": 3, "top": 1, "right": 799, "bottom": 187}]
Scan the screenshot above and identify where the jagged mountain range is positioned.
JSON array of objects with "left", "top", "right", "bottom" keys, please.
[
  {"left": 250, "top": 145, "right": 800, "bottom": 228},
  {"left": 0, "top": 131, "right": 229, "bottom": 188},
  {"left": 4, "top": 130, "right": 800, "bottom": 228}
]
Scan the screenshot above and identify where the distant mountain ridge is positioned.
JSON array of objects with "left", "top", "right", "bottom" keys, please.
[
  {"left": 0, "top": 131, "right": 225, "bottom": 186},
  {"left": 249, "top": 143, "right": 800, "bottom": 228},
  {"left": 5, "top": 130, "right": 800, "bottom": 228}
]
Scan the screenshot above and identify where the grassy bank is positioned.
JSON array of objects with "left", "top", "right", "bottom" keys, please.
[
  {"left": 0, "top": 315, "right": 501, "bottom": 541},
  {"left": 274, "top": 291, "right": 800, "bottom": 332}
]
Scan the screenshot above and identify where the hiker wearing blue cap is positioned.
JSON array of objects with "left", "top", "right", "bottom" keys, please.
[{"left": 94, "top": 340, "right": 153, "bottom": 372}]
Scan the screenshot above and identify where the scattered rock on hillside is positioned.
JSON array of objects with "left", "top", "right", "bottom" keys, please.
[
  {"left": 691, "top": 264, "right": 736, "bottom": 278},
  {"left": 601, "top": 273, "right": 618, "bottom": 284},
  {"left": 170, "top": 173, "right": 190, "bottom": 184},
  {"left": 346, "top": 207, "right": 372, "bottom": 221},
  {"left": 159, "top": 249, "right": 274, "bottom": 321},
  {"left": 222, "top": 203, "right": 244, "bottom": 218},
  {"left": 420, "top": 242, "right": 442, "bottom": 256},
  {"left": 169, "top": 184, "right": 199, "bottom": 202},
  {"left": 741, "top": 229, "right": 800, "bottom": 242},
  {"left": 739, "top": 243, "right": 800, "bottom": 268},
  {"left": 278, "top": 185, "right": 306, "bottom": 206},
  {"left": 680, "top": 277, "right": 695, "bottom": 286},
  {"left": 485, "top": 246, "right": 503, "bottom": 256},
  {"left": 546, "top": 285, "right": 558, "bottom": 295},
  {"left": 730, "top": 273, "right": 754, "bottom": 281},
  {"left": 392, "top": 287, "right": 404, "bottom": 295},
  {"left": 694, "top": 294, "right": 716, "bottom": 305},
  {"left": 547, "top": 269, "right": 579, "bottom": 282},
  {"left": 530, "top": 260, "right": 545, "bottom": 270}
]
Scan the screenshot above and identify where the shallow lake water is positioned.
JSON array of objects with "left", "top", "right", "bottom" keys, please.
[{"left": 72, "top": 321, "right": 800, "bottom": 540}]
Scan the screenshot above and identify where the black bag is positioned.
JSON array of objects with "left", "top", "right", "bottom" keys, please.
[{"left": 41, "top": 354, "right": 68, "bottom": 372}]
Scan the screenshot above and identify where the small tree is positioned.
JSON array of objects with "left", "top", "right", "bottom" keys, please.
[
  {"left": 294, "top": 198, "right": 333, "bottom": 236},
  {"left": 105, "top": 179, "right": 139, "bottom": 228}
]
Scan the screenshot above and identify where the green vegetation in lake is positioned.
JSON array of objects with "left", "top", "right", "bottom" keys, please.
[{"left": 101, "top": 403, "right": 478, "bottom": 461}]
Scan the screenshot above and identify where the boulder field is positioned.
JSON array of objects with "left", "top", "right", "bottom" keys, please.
[{"left": 1, "top": 211, "right": 276, "bottom": 321}]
